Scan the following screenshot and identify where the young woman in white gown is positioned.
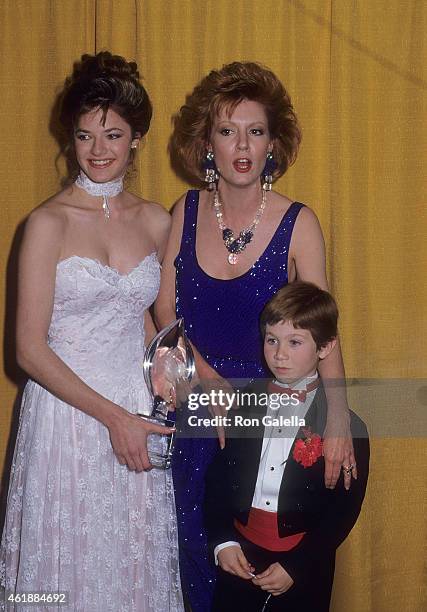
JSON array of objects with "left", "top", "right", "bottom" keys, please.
[{"left": 0, "top": 52, "right": 183, "bottom": 612}]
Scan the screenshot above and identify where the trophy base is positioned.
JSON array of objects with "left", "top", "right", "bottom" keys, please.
[{"left": 139, "top": 414, "right": 175, "bottom": 470}]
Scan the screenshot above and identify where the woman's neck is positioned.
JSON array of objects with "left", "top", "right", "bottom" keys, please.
[
  {"left": 215, "top": 181, "right": 263, "bottom": 213},
  {"left": 73, "top": 170, "right": 125, "bottom": 218}
]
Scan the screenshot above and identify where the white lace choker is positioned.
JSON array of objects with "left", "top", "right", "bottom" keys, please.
[{"left": 75, "top": 171, "right": 124, "bottom": 220}]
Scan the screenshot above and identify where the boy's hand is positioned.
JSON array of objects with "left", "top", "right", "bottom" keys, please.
[
  {"left": 252, "top": 562, "right": 294, "bottom": 595},
  {"left": 217, "top": 545, "right": 255, "bottom": 580}
]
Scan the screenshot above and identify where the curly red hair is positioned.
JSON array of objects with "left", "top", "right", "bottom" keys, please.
[{"left": 170, "top": 62, "right": 301, "bottom": 186}]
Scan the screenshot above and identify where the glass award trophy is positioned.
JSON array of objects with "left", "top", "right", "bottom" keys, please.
[{"left": 142, "top": 318, "right": 195, "bottom": 469}]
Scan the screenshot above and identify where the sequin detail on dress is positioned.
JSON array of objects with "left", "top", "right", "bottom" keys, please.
[{"left": 172, "top": 191, "right": 304, "bottom": 612}]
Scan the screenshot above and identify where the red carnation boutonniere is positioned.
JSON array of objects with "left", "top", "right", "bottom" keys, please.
[{"left": 292, "top": 428, "right": 323, "bottom": 468}]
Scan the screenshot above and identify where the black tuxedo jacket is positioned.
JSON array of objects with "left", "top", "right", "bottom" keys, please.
[{"left": 204, "top": 381, "right": 370, "bottom": 584}]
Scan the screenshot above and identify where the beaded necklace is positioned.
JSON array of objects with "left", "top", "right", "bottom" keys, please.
[{"left": 213, "top": 189, "right": 267, "bottom": 265}]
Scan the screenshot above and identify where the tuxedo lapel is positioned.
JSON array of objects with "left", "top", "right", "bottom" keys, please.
[
  {"left": 229, "top": 384, "right": 329, "bottom": 518},
  {"left": 278, "top": 387, "right": 328, "bottom": 516}
]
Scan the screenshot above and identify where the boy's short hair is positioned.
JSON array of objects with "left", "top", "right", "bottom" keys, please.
[{"left": 260, "top": 281, "right": 338, "bottom": 349}]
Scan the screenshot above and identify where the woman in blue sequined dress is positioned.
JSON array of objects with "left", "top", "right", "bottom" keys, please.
[{"left": 156, "top": 62, "right": 355, "bottom": 611}]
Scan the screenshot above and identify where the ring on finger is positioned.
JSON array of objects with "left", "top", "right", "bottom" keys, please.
[{"left": 342, "top": 463, "right": 355, "bottom": 474}]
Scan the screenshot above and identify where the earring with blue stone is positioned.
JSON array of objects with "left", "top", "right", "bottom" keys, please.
[
  {"left": 261, "top": 151, "right": 276, "bottom": 191},
  {"left": 203, "top": 149, "right": 219, "bottom": 191}
]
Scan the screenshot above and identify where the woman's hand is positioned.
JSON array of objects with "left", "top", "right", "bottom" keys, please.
[
  {"left": 196, "top": 363, "right": 235, "bottom": 449},
  {"left": 217, "top": 545, "right": 254, "bottom": 580},
  {"left": 108, "top": 409, "right": 175, "bottom": 471},
  {"left": 150, "top": 346, "right": 188, "bottom": 410},
  {"left": 323, "top": 415, "right": 357, "bottom": 490},
  {"left": 252, "top": 562, "right": 294, "bottom": 595}
]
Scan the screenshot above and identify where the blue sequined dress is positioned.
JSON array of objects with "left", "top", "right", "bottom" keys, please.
[{"left": 173, "top": 190, "right": 304, "bottom": 611}]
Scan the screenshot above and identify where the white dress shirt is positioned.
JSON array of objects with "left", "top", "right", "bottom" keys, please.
[
  {"left": 214, "top": 374, "right": 319, "bottom": 563},
  {"left": 252, "top": 374, "right": 318, "bottom": 511}
]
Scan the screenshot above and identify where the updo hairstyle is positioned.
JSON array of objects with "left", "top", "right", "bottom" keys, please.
[
  {"left": 57, "top": 52, "right": 152, "bottom": 177},
  {"left": 59, "top": 51, "right": 152, "bottom": 138},
  {"left": 53, "top": 51, "right": 153, "bottom": 179},
  {"left": 170, "top": 62, "right": 301, "bottom": 186}
]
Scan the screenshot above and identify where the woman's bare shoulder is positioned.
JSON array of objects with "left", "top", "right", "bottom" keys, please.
[
  {"left": 26, "top": 189, "right": 72, "bottom": 234},
  {"left": 291, "top": 207, "right": 325, "bottom": 269},
  {"left": 170, "top": 190, "right": 195, "bottom": 216},
  {"left": 270, "top": 190, "right": 304, "bottom": 213},
  {"left": 19, "top": 193, "right": 72, "bottom": 262},
  {"left": 270, "top": 191, "right": 319, "bottom": 225},
  {"left": 293, "top": 202, "right": 321, "bottom": 231},
  {"left": 165, "top": 190, "right": 195, "bottom": 226},
  {"left": 134, "top": 195, "right": 172, "bottom": 232}
]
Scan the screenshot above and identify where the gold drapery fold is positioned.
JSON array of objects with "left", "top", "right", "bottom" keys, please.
[{"left": 1, "top": 2, "right": 425, "bottom": 611}]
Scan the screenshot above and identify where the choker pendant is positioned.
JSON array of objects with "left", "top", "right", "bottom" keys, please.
[
  {"left": 102, "top": 197, "right": 111, "bottom": 220},
  {"left": 75, "top": 171, "right": 124, "bottom": 220}
]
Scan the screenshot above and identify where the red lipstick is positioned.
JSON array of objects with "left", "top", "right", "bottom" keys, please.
[{"left": 233, "top": 158, "right": 252, "bottom": 173}]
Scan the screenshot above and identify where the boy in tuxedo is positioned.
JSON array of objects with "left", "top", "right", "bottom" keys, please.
[{"left": 205, "top": 281, "right": 369, "bottom": 611}]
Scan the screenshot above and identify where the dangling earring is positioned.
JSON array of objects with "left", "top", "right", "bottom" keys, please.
[
  {"left": 203, "top": 149, "right": 219, "bottom": 191},
  {"left": 261, "top": 151, "right": 276, "bottom": 191}
]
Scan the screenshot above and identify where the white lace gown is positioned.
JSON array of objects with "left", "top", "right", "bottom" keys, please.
[{"left": 0, "top": 254, "right": 184, "bottom": 612}]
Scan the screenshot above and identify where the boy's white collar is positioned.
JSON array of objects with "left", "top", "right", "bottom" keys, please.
[{"left": 272, "top": 372, "right": 319, "bottom": 392}]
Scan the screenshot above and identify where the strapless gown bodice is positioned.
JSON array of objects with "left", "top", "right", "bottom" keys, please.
[{"left": 49, "top": 254, "right": 159, "bottom": 400}]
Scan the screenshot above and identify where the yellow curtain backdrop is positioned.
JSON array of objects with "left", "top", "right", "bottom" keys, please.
[{"left": 0, "top": 1, "right": 425, "bottom": 611}]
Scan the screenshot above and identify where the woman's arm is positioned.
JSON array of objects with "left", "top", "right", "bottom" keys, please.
[
  {"left": 17, "top": 207, "right": 172, "bottom": 471},
  {"left": 154, "top": 196, "right": 229, "bottom": 446},
  {"left": 144, "top": 202, "right": 172, "bottom": 345},
  {"left": 147, "top": 200, "right": 172, "bottom": 264},
  {"left": 155, "top": 196, "right": 221, "bottom": 379},
  {"left": 290, "top": 206, "right": 356, "bottom": 489},
  {"left": 154, "top": 197, "right": 183, "bottom": 329},
  {"left": 144, "top": 310, "right": 158, "bottom": 346}
]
